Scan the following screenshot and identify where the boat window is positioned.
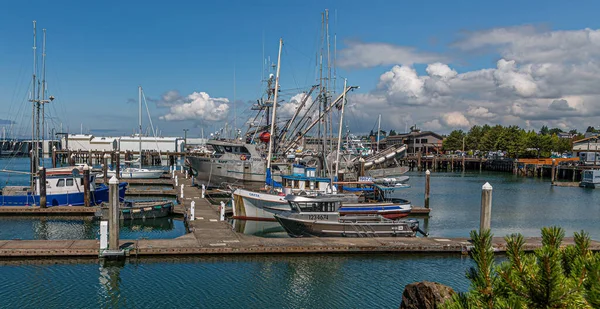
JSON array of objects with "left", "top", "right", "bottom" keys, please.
[
  {"left": 234, "top": 147, "right": 240, "bottom": 153},
  {"left": 57, "top": 179, "right": 65, "bottom": 187},
  {"left": 66, "top": 179, "right": 74, "bottom": 186},
  {"left": 240, "top": 146, "right": 250, "bottom": 154},
  {"left": 224, "top": 146, "right": 232, "bottom": 153}
]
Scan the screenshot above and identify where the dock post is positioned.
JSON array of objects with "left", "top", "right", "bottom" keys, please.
[
  {"left": 39, "top": 167, "right": 47, "bottom": 208},
  {"left": 185, "top": 170, "right": 188, "bottom": 179},
  {"left": 190, "top": 201, "right": 195, "bottom": 221},
  {"left": 103, "top": 154, "right": 109, "bottom": 185},
  {"left": 83, "top": 164, "right": 90, "bottom": 207},
  {"left": 479, "top": 157, "right": 483, "bottom": 172},
  {"left": 201, "top": 184, "right": 206, "bottom": 199},
  {"left": 551, "top": 159, "right": 556, "bottom": 185},
  {"left": 480, "top": 182, "right": 493, "bottom": 233},
  {"left": 451, "top": 156, "right": 454, "bottom": 171},
  {"left": 51, "top": 146, "right": 56, "bottom": 168},
  {"left": 180, "top": 184, "right": 184, "bottom": 199},
  {"left": 115, "top": 151, "right": 120, "bottom": 179},
  {"left": 462, "top": 155, "right": 466, "bottom": 172},
  {"left": 175, "top": 175, "right": 178, "bottom": 186},
  {"left": 424, "top": 169, "right": 430, "bottom": 209},
  {"left": 108, "top": 176, "right": 120, "bottom": 250},
  {"left": 220, "top": 201, "right": 225, "bottom": 221},
  {"left": 417, "top": 151, "right": 422, "bottom": 172}
]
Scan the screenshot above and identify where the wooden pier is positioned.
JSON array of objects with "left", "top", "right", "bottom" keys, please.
[{"left": 1, "top": 171, "right": 598, "bottom": 259}]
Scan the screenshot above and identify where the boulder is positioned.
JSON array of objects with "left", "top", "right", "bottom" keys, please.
[{"left": 400, "top": 281, "right": 455, "bottom": 309}]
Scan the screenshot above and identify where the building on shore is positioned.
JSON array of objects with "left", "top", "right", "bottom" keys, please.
[
  {"left": 573, "top": 136, "right": 600, "bottom": 156},
  {"left": 383, "top": 129, "right": 443, "bottom": 155},
  {"left": 60, "top": 134, "right": 184, "bottom": 153}
]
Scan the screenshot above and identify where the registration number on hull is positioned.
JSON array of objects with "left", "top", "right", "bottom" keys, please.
[{"left": 308, "top": 214, "right": 328, "bottom": 220}]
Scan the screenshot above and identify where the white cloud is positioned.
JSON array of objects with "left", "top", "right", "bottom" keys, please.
[
  {"left": 441, "top": 112, "right": 471, "bottom": 128},
  {"left": 278, "top": 93, "right": 315, "bottom": 118},
  {"left": 338, "top": 41, "right": 445, "bottom": 69},
  {"left": 467, "top": 106, "right": 496, "bottom": 119},
  {"left": 160, "top": 91, "right": 229, "bottom": 122}
]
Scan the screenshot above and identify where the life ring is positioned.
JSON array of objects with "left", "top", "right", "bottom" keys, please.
[{"left": 240, "top": 154, "right": 247, "bottom": 161}]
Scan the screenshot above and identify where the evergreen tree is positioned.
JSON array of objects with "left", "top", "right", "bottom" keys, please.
[
  {"left": 444, "top": 227, "right": 600, "bottom": 309},
  {"left": 443, "top": 130, "right": 466, "bottom": 151}
]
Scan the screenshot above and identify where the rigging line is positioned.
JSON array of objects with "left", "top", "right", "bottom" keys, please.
[{"left": 282, "top": 46, "right": 301, "bottom": 94}]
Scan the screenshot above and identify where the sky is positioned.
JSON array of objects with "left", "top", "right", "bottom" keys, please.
[{"left": 2, "top": 0, "right": 600, "bottom": 139}]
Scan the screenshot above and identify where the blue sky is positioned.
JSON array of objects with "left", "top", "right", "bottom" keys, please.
[{"left": 2, "top": 0, "right": 600, "bottom": 138}]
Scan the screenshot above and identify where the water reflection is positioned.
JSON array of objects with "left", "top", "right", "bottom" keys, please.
[
  {"left": 99, "top": 260, "right": 125, "bottom": 308},
  {"left": 232, "top": 219, "right": 286, "bottom": 237},
  {"left": 0, "top": 216, "right": 185, "bottom": 240}
]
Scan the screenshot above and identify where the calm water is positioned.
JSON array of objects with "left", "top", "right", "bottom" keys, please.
[
  {"left": 0, "top": 157, "right": 185, "bottom": 240},
  {"left": 2, "top": 158, "right": 600, "bottom": 308},
  {"left": 0, "top": 254, "right": 472, "bottom": 309}
]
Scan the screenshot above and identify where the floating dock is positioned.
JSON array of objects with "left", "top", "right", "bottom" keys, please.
[{"left": 1, "top": 171, "right": 599, "bottom": 259}]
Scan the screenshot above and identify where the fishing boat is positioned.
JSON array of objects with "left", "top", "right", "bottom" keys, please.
[
  {"left": 0, "top": 166, "right": 127, "bottom": 206},
  {"left": 106, "top": 86, "right": 164, "bottom": 179},
  {"left": 274, "top": 195, "right": 421, "bottom": 238}
]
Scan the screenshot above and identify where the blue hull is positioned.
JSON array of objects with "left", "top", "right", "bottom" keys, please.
[{"left": 0, "top": 183, "right": 128, "bottom": 206}]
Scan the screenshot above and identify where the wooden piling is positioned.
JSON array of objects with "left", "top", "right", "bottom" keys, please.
[
  {"left": 480, "top": 182, "right": 493, "bottom": 233},
  {"left": 108, "top": 176, "right": 119, "bottom": 250},
  {"left": 115, "top": 151, "right": 120, "bottom": 179},
  {"left": 83, "top": 165, "right": 90, "bottom": 207},
  {"left": 551, "top": 159, "right": 556, "bottom": 185},
  {"left": 424, "top": 170, "right": 430, "bottom": 209},
  {"left": 102, "top": 154, "right": 109, "bottom": 185},
  {"left": 417, "top": 151, "right": 422, "bottom": 172},
  {"left": 462, "top": 155, "right": 465, "bottom": 172},
  {"left": 39, "top": 167, "right": 47, "bottom": 208}
]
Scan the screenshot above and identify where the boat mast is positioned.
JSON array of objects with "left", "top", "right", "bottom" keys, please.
[
  {"left": 377, "top": 114, "right": 381, "bottom": 153},
  {"left": 266, "top": 38, "right": 283, "bottom": 172},
  {"left": 30, "top": 21, "right": 37, "bottom": 189},
  {"left": 41, "top": 28, "right": 46, "bottom": 166},
  {"left": 334, "top": 78, "right": 347, "bottom": 178},
  {"left": 139, "top": 85, "right": 142, "bottom": 168}
]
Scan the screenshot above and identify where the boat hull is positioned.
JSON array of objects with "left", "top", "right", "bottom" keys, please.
[
  {"left": 0, "top": 183, "right": 127, "bottom": 206},
  {"left": 274, "top": 214, "right": 418, "bottom": 238},
  {"left": 116, "top": 201, "right": 174, "bottom": 220},
  {"left": 233, "top": 189, "right": 412, "bottom": 221}
]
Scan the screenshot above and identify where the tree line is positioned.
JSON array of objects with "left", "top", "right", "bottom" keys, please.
[{"left": 442, "top": 125, "right": 581, "bottom": 158}]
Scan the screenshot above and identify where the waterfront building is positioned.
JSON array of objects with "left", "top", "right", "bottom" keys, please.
[{"left": 384, "top": 129, "right": 443, "bottom": 155}]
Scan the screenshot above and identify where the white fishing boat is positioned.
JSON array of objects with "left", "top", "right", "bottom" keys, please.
[
  {"left": 274, "top": 195, "right": 422, "bottom": 238},
  {"left": 580, "top": 170, "right": 600, "bottom": 188}
]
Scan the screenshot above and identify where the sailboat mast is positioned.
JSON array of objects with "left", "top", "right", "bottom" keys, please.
[
  {"left": 41, "top": 28, "right": 46, "bottom": 166},
  {"left": 30, "top": 20, "right": 37, "bottom": 187},
  {"left": 334, "top": 79, "right": 347, "bottom": 177},
  {"left": 266, "top": 38, "right": 283, "bottom": 170},
  {"left": 139, "top": 86, "right": 143, "bottom": 168}
]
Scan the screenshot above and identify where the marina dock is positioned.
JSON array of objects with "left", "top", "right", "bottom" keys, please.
[{"left": 0, "top": 171, "right": 598, "bottom": 259}]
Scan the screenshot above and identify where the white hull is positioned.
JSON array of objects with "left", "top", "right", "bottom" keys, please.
[{"left": 232, "top": 189, "right": 289, "bottom": 221}]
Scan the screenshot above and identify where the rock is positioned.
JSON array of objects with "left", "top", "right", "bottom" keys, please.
[{"left": 400, "top": 281, "right": 455, "bottom": 309}]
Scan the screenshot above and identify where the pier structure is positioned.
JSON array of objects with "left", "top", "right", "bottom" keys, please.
[{"left": 1, "top": 170, "right": 599, "bottom": 259}]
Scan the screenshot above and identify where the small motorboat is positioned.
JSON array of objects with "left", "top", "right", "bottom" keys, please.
[{"left": 101, "top": 199, "right": 174, "bottom": 220}]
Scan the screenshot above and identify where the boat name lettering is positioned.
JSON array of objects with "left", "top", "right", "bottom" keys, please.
[
  {"left": 218, "top": 160, "right": 227, "bottom": 163},
  {"left": 391, "top": 226, "right": 404, "bottom": 231},
  {"left": 308, "top": 214, "right": 328, "bottom": 220},
  {"left": 249, "top": 193, "right": 261, "bottom": 198}
]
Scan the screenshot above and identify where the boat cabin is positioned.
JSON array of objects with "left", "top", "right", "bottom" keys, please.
[
  {"left": 581, "top": 170, "right": 600, "bottom": 188},
  {"left": 36, "top": 167, "right": 97, "bottom": 195},
  {"left": 280, "top": 165, "right": 333, "bottom": 193},
  {"left": 285, "top": 195, "right": 342, "bottom": 213},
  {"left": 207, "top": 140, "right": 254, "bottom": 159}
]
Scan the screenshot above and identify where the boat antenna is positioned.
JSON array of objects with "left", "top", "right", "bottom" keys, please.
[
  {"left": 139, "top": 85, "right": 143, "bottom": 168},
  {"left": 265, "top": 38, "right": 283, "bottom": 187},
  {"left": 334, "top": 78, "right": 348, "bottom": 178},
  {"left": 41, "top": 28, "right": 46, "bottom": 167}
]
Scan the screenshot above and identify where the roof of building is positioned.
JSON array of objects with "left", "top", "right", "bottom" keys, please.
[{"left": 384, "top": 131, "right": 444, "bottom": 141}]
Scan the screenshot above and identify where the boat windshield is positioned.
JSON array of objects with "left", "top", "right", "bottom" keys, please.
[{"left": 290, "top": 201, "right": 339, "bottom": 213}]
